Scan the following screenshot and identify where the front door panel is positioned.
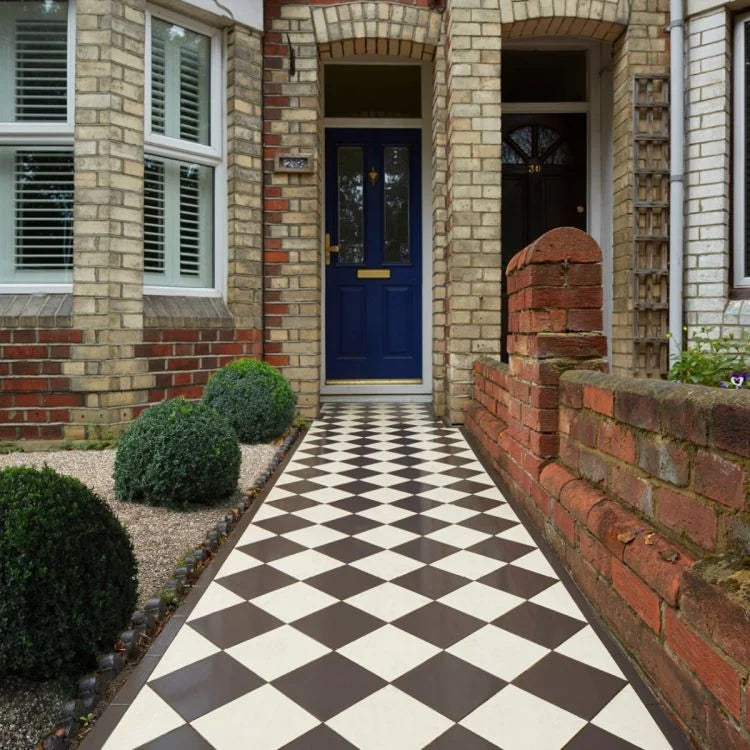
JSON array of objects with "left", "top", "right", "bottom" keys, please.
[{"left": 326, "top": 129, "right": 422, "bottom": 383}]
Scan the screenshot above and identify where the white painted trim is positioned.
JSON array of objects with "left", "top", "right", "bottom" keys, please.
[
  {"left": 144, "top": 5, "right": 226, "bottom": 297},
  {"left": 320, "top": 60, "right": 433, "bottom": 397},
  {"left": 501, "top": 39, "right": 613, "bottom": 360},
  {"left": 321, "top": 393, "right": 433, "bottom": 403},
  {"left": 0, "top": 284, "right": 72, "bottom": 294},
  {"left": 734, "top": 14, "right": 750, "bottom": 289}
]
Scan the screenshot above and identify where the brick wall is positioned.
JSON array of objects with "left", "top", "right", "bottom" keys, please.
[
  {"left": 465, "top": 226, "right": 750, "bottom": 749},
  {"left": 0, "top": 328, "right": 84, "bottom": 441}
]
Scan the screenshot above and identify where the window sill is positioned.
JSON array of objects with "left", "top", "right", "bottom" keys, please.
[
  {"left": 729, "top": 287, "right": 750, "bottom": 300},
  {"left": 0, "top": 292, "right": 72, "bottom": 328},
  {"left": 143, "top": 294, "right": 232, "bottom": 329}
]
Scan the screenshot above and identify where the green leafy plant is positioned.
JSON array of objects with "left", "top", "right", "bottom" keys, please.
[
  {"left": 202, "top": 359, "right": 297, "bottom": 444},
  {"left": 0, "top": 466, "right": 137, "bottom": 678},
  {"left": 668, "top": 327, "right": 750, "bottom": 387},
  {"left": 114, "top": 398, "right": 241, "bottom": 508}
]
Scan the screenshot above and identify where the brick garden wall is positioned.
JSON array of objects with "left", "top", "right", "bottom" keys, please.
[{"left": 465, "top": 227, "right": 750, "bottom": 749}]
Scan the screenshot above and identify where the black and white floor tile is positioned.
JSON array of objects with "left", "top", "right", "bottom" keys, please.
[{"left": 97, "top": 404, "right": 684, "bottom": 750}]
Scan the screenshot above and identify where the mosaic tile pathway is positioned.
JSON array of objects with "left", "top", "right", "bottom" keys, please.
[{"left": 88, "top": 403, "right": 688, "bottom": 750}]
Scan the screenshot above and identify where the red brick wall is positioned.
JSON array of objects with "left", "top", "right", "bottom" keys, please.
[
  {"left": 465, "top": 227, "right": 750, "bottom": 749},
  {"left": 0, "top": 328, "right": 83, "bottom": 440},
  {"left": 137, "top": 328, "right": 262, "bottom": 406}
]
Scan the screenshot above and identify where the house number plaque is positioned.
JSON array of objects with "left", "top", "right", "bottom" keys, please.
[{"left": 275, "top": 153, "right": 314, "bottom": 173}]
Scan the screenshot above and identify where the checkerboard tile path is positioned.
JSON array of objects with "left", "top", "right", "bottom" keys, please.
[{"left": 94, "top": 404, "right": 685, "bottom": 750}]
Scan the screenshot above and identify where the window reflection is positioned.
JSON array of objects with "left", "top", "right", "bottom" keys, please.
[
  {"left": 337, "top": 146, "right": 364, "bottom": 264},
  {"left": 384, "top": 146, "right": 410, "bottom": 264}
]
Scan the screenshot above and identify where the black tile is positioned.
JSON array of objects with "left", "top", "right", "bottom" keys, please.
[
  {"left": 334, "top": 480, "right": 383, "bottom": 496},
  {"left": 293, "top": 602, "right": 383, "bottom": 649},
  {"left": 454, "top": 495, "right": 504, "bottom": 512},
  {"left": 513, "top": 652, "right": 626, "bottom": 720},
  {"left": 443, "top": 479, "right": 494, "bottom": 494},
  {"left": 237, "top": 536, "right": 307, "bottom": 563},
  {"left": 316, "top": 536, "right": 382, "bottom": 563},
  {"left": 189, "top": 602, "right": 282, "bottom": 649},
  {"left": 459, "top": 514, "right": 518, "bottom": 535},
  {"left": 149, "top": 652, "right": 262, "bottom": 722},
  {"left": 305, "top": 566, "right": 383, "bottom": 600},
  {"left": 393, "top": 566, "right": 469, "bottom": 599},
  {"left": 395, "top": 652, "right": 505, "bottom": 721},
  {"left": 273, "top": 653, "right": 385, "bottom": 721},
  {"left": 391, "top": 496, "right": 442, "bottom": 513},
  {"left": 392, "top": 514, "right": 450, "bottom": 535},
  {"left": 467, "top": 538, "right": 535, "bottom": 563},
  {"left": 563, "top": 723, "right": 642, "bottom": 750},
  {"left": 217, "top": 566, "right": 297, "bottom": 600},
  {"left": 284, "top": 467, "right": 330, "bottom": 480},
  {"left": 393, "top": 602, "right": 484, "bottom": 648},
  {"left": 424, "top": 725, "right": 499, "bottom": 749},
  {"left": 391, "top": 537, "right": 459, "bottom": 564},
  {"left": 324, "top": 513, "right": 381, "bottom": 536},
  {"left": 330, "top": 495, "right": 380, "bottom": 513},
  {"left": 269, "top": 495, "right": 319, "bottom": 512},
  {"left": 281, "top": 725, "right": 357, "bottom": 749},
  {"left": 396, "top": 480, "right": 443, "bottom": 495},
  {"left": 256, "top": 513, "right": 313, "bottom": 535},
  {"left": 494, "top": 602, "right": 586, "bottom": 649},
  {"left": 478, "top": 564, "right": 557, "bottom": 598},
  {"left": 137, "top": 725, "right": 212, "bottom": 750},
  {"left": 281, "top": 480, "right": 332, "bottom": 495}
]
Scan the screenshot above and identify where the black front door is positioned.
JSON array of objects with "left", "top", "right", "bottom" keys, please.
[{"left": 501, "top": 113, "right": 587, "bottom": 358}]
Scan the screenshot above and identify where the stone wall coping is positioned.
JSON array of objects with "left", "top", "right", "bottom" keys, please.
[
  {"left": 143, "top": 295, "right": 233, "bottom": 329},
  {"left": 507, "top": 227, "right": 602, "bottom": 275},
  {"left": 0, "top": 293, "right": 72, "bottom": 329}
]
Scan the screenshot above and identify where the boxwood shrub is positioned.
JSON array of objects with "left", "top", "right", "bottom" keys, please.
[
  {"left": 0, "top": 466, "right": 137, "bottom": 678},
  {"left": 203, "top": 359, "right": 296, "bottom": 444},
  {"left": 114, "top": 398, "right": 241, "bottom": 508}
]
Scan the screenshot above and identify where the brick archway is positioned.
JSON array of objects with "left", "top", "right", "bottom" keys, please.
[
  {"left": 499, "top": 0, "right": 627, "bottom": 40},
  {"left": 311, "top": 2, "right": 443, "bottom": 59}
]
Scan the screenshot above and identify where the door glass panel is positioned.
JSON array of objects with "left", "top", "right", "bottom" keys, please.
[
  {"left": 384, "top": 146, "right": 410, "bottom": 264},
  {"left": 337, "top": 146, "right": 364, "bottom": 264}
]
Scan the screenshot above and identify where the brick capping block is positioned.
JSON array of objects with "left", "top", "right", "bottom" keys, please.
[{"left": 464, "top": 227, "right": 750, "bottom": 749}]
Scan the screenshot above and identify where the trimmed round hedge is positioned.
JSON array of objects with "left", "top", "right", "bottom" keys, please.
[
  {"left": 0, "top": 466, "right": 137, "bottom": 678},
  {"left": 202, "top": 359, "right": 296, "bottom": 444},
  {"left": 114, "top": 397, "right": 241, "bottom": 508}
]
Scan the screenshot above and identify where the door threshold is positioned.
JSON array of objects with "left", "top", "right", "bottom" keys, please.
[
  {"left": 325, "top": 378, "right": 422, "bottom": 385},
  {"left": 320, "top": 394, "right": 432, "bottom": 403}
]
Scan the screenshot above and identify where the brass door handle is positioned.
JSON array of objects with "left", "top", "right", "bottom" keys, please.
[{"left": 325, "top": 233, "right": 339, "bottom": 265}]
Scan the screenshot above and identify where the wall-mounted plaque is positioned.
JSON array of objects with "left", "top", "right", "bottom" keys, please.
[{"left": 275, "top": 153, "right": 315, "bottom": 173}]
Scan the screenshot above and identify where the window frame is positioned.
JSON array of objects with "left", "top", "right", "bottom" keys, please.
[
  {"left": 144, "top": 5, "right": 226, "bottom": 296},
  {"left": 0, "top": 0, "right": 76, "bottom": 292},
  {"left": 734, "top": 12, "right": 750, "bottom": 289}
]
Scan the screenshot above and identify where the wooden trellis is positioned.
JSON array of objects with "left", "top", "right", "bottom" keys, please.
[{"left": 632, "top": 75, "right": 670, "bottom": 376}]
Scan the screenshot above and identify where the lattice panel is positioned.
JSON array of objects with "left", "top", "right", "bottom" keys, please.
[{"left": 632, "top": 75, "right": 670, "bottom": 376}]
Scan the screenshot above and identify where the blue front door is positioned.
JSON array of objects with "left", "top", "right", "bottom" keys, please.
[{"left": 325, "top": 128, "right": 422, "bottom": 383}]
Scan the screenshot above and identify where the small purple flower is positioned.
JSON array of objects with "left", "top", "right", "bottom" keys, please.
[{"left": 727, "top": 372, "right": 749, "bottom": 388}]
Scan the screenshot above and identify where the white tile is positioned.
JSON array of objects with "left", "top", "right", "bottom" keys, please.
[
  {"left": 360, "top": 486, "right": 412, "bottom": 504},
  {"left": 530, "top": 582, "right": 586, "bottom": 621},
  {"left": 368, "top": 459, "right": 404, "bottom": 471},
  {"left": 215, "top": 549, "right": 262, "bottom": 579},
  {"left": 322, "top": 451, "right": 359, "bottom": 462},
  {"left": 338, "top": 625, "right": 440, "bottom": 681},
  {"left": 461, "top": 685, "right": 585, "bottom": 750},
  {"left": 294, "top": 504, "right": 349, "bottom": 524},
  {"left": 475, "top": 485, "right": 508, "bottom": 502},
  {"left": 432, "top": 550, "right": 503, "bottom": 580},
  {"left": 486, "top": 503, "right": 519, "bottom": 521},
  {"left": 448, "top": 625, "right": 548, "bottom": 681},
  {"left": 251, "top": 582, "right": 337, "bottom": 622},
  {"left": 302, "top": 472, "right": 354, "bottom": 488},
  {"left": 415, "top": 473, "right": 465, "bottom": 488},
  {"left": 269, "top": 549, "right": 342, "bottom": 579},
  {"left": 236, "top": 525, "right": 276, "bottom": 548},
  {"left": 101, "top": 686, "right": 184, "bottom": 750},
  {"left": 328, "top": 686, "right": 452, "bottom": 750},
  {"left": 555, "top": 626, "right": 625, "bottom": 678},
  {"left": 461, "top": 473, "right": 495, "bottom": 487},
  {"left": 422, "top": 504, "right": 478, "bottom": 523},
  {"left": 415, "top": 487, "right": 469, "bottom": 504},
  {"left": 359, "top": 504, "right": 414, "bottom": 524},
  {"left": 226, "top": 624, "right": 330, "bottom": 681},
  {"left": 363, "top": 473, "right": 411, "bottom": 488},
  {"left": 265, "top": 486, "right": 294, "bottom": 501},
  {"left": 355, "top": 525, "right": 418, "bottom": 549},
  {"left": 498, "top": 523, "right": 537, "bottom": 547},
  {"left": 512, "top": 549, "right": 558, "bottom": 578},
  {"left": 350, "top": 550, "right": 424, "bottom": 580},
  {"left": 302, "top": 487, "right": 353, "bottom": 504},
  {"left": 439, "top": 582, "right": 524, "bottom": 622},
  {"left": 253, "top": 503, "right": 287, "bottom": 521},
  {"left": 426, "top": 524, "right": 490, "bottom": 549},
  {"left": 192, "top": 684, "right": 318, "bottom": 749},
  {"left": 346, "top": 582, "right": 430, "bottom": 622},
  {"left": 310, "top": 461, "right": 357, "bottom": 475},
  {"left": 148, "top": 625, "right": 220, "bottom": 681},
  {"left": 186, "top": 581, "right": 245, "bottom": 622},
  {"left": 592, "top": 685, "right": 674, "bottom": 750},
  {"left": 283, "top": 524, "right": 348, "bottom": 549},
  {"left": 412, "top": 450, "right": 449, "bottom": 461}
]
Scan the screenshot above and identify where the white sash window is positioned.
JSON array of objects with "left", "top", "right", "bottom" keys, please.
[
  {"left": 0, "top": 0, "right": 74, "bottom": 288},
  {"left": 734, "top": 14, "right": 750, "bottom": 288},
  {"left": 144, "top": 9, "right": 223, "bottom": 292}
]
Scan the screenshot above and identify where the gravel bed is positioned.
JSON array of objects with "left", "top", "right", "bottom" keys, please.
[{"left": 0, "top": 442, "right": 277, "bottom": 750}]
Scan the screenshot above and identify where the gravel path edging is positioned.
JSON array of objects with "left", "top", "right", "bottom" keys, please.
[{"left": 36, "top": 425, "right": 304, "bottom": 750}]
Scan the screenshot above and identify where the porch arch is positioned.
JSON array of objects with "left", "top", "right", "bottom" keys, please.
[{"left": 311, "top": 2, "right": 443, "bottom": 59}]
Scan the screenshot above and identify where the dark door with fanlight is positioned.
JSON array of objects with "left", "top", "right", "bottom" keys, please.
[{"left": 501, "top": 113, "right": 587, "bottom": 359}]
